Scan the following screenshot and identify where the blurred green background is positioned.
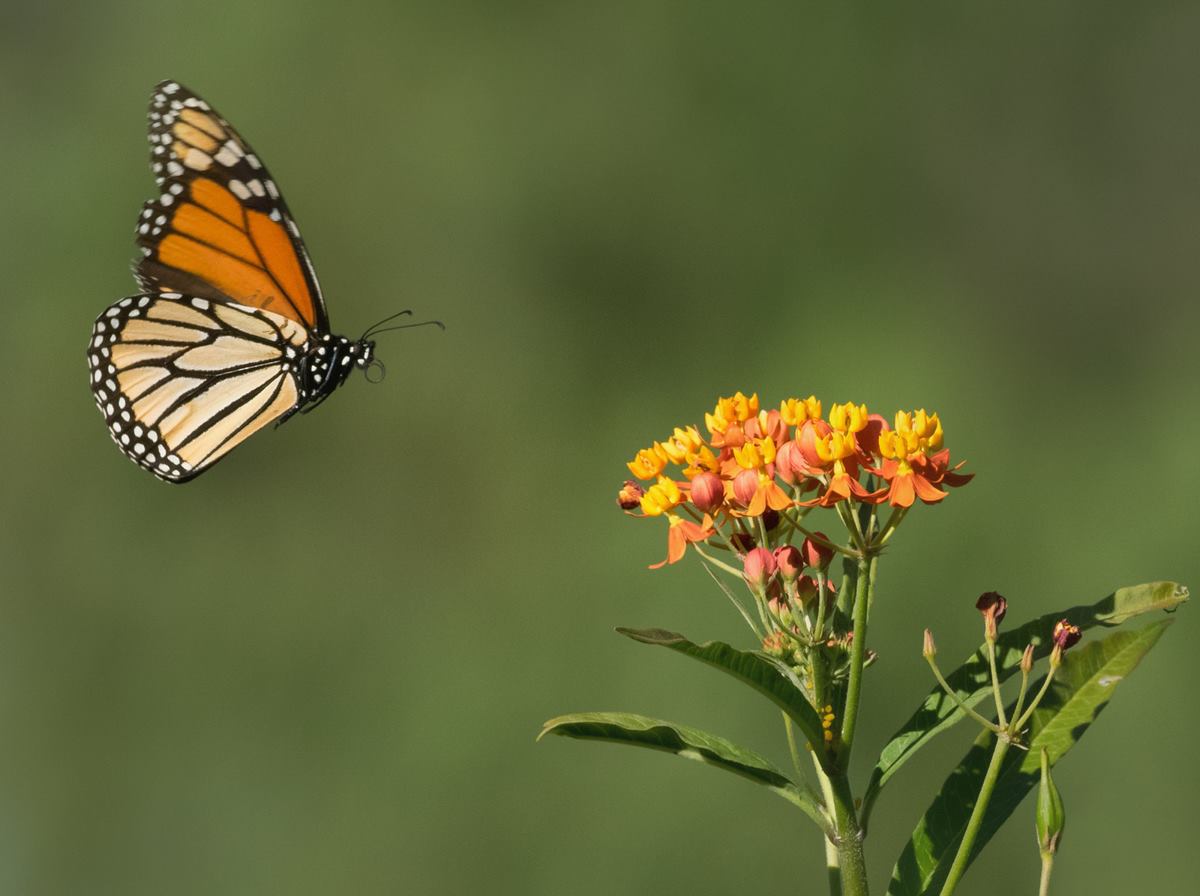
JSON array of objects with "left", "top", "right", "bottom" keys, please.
[{"left": 1, "top": 1, "right": 1197, "bottom": 893}]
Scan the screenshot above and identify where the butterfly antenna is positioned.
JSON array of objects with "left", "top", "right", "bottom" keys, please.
[
  {"left": 367, "top": 319, "right": 446, "bottom": 337},
  {"left": 361, "top": 309, "right": 413, "bottom": 339}
]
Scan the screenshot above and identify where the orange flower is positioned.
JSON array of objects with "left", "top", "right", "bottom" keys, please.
[
  {"left": 744, "top": 409, "right": 788, "bottom": 445},
  {"left": 649, "top": 513, "right": 716, "bottom": 569},
  {"left": 876, "top": 410, "right": 973, "bottom": 507},
  {"left": 705, "top": 392, "right": 759, "bottom": 448},
  {"left": 795, "top": 418, "right": 880, "bottom": 507}
]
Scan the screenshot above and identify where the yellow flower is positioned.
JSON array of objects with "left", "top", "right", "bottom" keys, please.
[
  {"left": 733, "top": 435, "right": 776, "bottom": 470},
  {"left": 881, "top": 410, "right": 944, "bottom": 459},
  {"left": 704, "top": 391, "right": 759, "bottom": 436},
  {"left": 640, "top": 476, "right": 684, "bottom": 517},
  {"left": 657, "top": 425, "right": 704, "bottom": 464},
  {"left": 627, "top": 445, "right": 667, "bottom": 480},
  {"left": 681, "top": 444, "right": 720, "bottom": 479},
  {"left": 813, "top": 431, "right": 858, "bottom": 464},
  {"left": 828, "top": 402, "right": 870, "bottom": 435},
  {"left": 780, "top": 395, "right": 822, "bottom": 426}
]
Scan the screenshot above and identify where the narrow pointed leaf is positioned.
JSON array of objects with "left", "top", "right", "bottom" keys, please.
[
  {"left": 616, "top": 627, "right": 832, "bottom": 772},
  {"left": 863, "top": 581, "right": 1186, "bottom": 818},
  {"left": 539, "top": 712, "right": 828, "bottom": 831},
  {"left": 887, "top": 619, "right": 1173, "bottom": 896}
]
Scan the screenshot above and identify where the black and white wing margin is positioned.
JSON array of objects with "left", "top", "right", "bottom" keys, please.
[
  {"left": 136, "top": 79, "right": 329, "bottom": 332},
  {"left": 88, "top": 292, "right": 310, "bottom": 482}
]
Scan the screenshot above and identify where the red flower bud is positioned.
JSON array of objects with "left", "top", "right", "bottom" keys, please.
[
  {"left": 1051, "top": 620, "right": 1081, "bottom": 652},
  {"left": 742, "top": 547, "right": 777, "bottom": 590},
  {"left": 732, "top": 469, "right": 759, "bottom": 507},
  {"left": 773, "top": 545, "right": 804, "bottom": 582},
  {"left": 975, "top": 591, "right": 1008, "bottom": 625},
  {"left": 722, "top": 422, "right": 747, "bottom": 449},
  {"left": 775, "top": 439, "right": 806, "bottom": 486},
  {"left": 800, "top": 533, "right": 834, "bottom": 571},
  {"left": 795, "top": 574, "right": 835, "bottom": 606},
  {"left": 688, "top": 472, "right": 725, "bottom": 514},
  {"left": 616, "top": 480, "right": 644, "bottom": 510}
]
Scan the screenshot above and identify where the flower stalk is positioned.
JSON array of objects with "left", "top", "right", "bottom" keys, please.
[
  {"left": 609, "top": 392, "right": 975, "bottom": 896},
  {"left": 932, "top": 610, "right": 1083, "bottom": 896}
]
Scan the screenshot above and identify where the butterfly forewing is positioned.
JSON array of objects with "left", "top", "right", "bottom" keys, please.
[
  {"left": 134, "top": 80, "right": 328, "bottom": 332},
  {"left": 89, "top": 293, "right": 309, "bottom": 482}
]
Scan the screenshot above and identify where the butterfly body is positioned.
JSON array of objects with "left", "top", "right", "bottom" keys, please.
[
  {"left": 291, "top": 333, "right": 377, "bottom": 421},
  {"left": 89, "top": 80, "right": 378, "bottom": 482}
]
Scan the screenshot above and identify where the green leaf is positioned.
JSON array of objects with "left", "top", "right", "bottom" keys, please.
[
  {"left": 616, "top": 627, "right": 833, "bottom": 772},
  {"left": 887, "top": 619, "right": 1173, "bottom": 896},
  {"left": 863, "top": 581, "right": 1186, "bottom": 819},
  {"left": 539, "top": 711, "right": 829, "bottom": 832}
]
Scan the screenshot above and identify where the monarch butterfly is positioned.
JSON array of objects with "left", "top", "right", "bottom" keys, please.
[{"left": 88, "top": 80, "right": 428, "bottom": 483}]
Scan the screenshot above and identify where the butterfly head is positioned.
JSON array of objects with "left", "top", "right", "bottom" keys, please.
[{"left": 348, "top": 337, "right": 376, "bottom": 369}]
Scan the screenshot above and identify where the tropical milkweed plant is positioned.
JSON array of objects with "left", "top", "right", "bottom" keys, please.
[{"left": 540, "top": 392, "right": 1186, "bottom": 896}]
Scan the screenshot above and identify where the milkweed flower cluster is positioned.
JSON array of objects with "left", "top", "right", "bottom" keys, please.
[
  {"left": 618, "top": 392, "right": 973, "bottom": 570},
  {"left": 616, "top": 392, "right": 973, "bottom": 685}
]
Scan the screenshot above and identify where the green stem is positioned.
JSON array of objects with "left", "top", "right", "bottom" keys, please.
[
  {"left": 876, "top": 505, "right": 908, "bottom": 547},
  {"left": 691, "top": 544, "right": 744, "bottom": 579},
  {"left": 985, "top": 640, "right": 1008, "bottom": 728},
  {"left": 924, "top": 655, "right": 1002, "bottom": 733},
  {"left": 756, "top": 515, "right": 770, "bottom": 549},
  {"left": 1039, "top": 854, "right": 1054, "bottom": 896},
  {"left": 1011, "top": 664, "right": 1032, "bottom": 725},
  {"left": 839, "top": 556, "right": 873, "bottom": 754},
  {"left": 812, "top": 755, "right": 843, "bottom": 896},
  {"left": 938, "top": 735, "right": 1012, "bottom": 896},
  {"left": 813, "top": 570, "right": 828, "bottom": 640},
  {"left": 828, "top": 772, "right": 869, "bottom": 896},
  {"left": 1013, "top": 665, "right": 1058, "bottom": 733}
]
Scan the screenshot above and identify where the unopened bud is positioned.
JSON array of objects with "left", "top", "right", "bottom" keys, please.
[
  {"left": 795, "top": 574, "right": 834, "bottom": 607},
  {"left": 688, "top": 472, "right": 725, "bottom": 514},
  {"left": 773, "top": 545, "right": 804, "bottom": 583},
  {"left": 976, "top": 591, "right": 1008, "bottom": 641},
  {"left": 1020, "top": 643, "right": 1034, "bottom": 673},
  {"left": 775, "top": 439, "right": 806, "bottom": 486},
  {"left": 732, "top": 469, "right": 759, "bottom": 507},
  {"left": 1035, "top": 748, "right": 1065, "bottom": 857},
  {"left": 616, "top": 480, "right": 644, "bottom": 510},
  {"left": 742, "top": 547, "right": 777, "bottom": 590},
  {"left": 800, "top": 533, "right": 834, "bottom": 571},
  {"left": 762, "top": 631, "right": 789, "bottom": 658},
  {"left": 923, "top": 628, "right": 937, "bottom": 659}
]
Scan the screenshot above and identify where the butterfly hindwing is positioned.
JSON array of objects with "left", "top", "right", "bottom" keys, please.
[
  {"left": 88, "top": 292, "right": 309, "bottom": 482},
  {"left": 134, "top": 80, "right": 328, "bottom": 332}
]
